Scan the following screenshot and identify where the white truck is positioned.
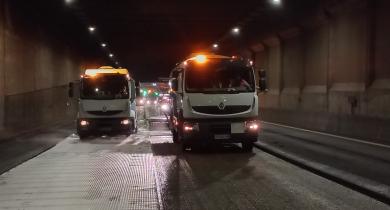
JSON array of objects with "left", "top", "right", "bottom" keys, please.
[
  {"left": 169, "top": 54, "right": 260, "bottom": 152},
  {"left": 69, "top": 66, "right": 138, "bottom": 139}
]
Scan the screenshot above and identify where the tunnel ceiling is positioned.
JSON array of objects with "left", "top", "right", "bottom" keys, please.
[{"left": 14, "top": 0, "right": 327, "bottom": 81}]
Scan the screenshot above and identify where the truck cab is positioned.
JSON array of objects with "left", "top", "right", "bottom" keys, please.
[
  {"left": 69, "top": 66, "right": 138, "bottom": 139},
  {"left": 169, "top": 54, "right": 260, "bottom": 152}
]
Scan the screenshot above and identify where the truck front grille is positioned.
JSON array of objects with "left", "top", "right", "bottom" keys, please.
[{"left": 192, "top": 105, "right": 251, "bottom": 115}]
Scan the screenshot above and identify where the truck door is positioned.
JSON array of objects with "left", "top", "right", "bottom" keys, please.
[
  {"left": 67, "top": 80, "right": 80, "bottom": 119},
  {"left": 129, "top": 79, "right": 137, "bottom": 120}
]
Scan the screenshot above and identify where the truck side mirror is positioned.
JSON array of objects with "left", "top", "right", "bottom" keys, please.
[
  {"left": 130, "top": 80, "right": 136, "bottom": 102},
  {"left": 259, "top": 69, "right": 267, "bottom": 92},
  {"left": 135, "top": 81, "right": 140, "bottom": 97},
  {"left": 170, "top": 79, "right": 178, "bottom": 92},
  {"left": 68, "top": 82, "right": 74, "bottom": 98}
]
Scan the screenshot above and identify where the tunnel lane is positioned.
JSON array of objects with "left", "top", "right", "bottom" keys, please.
[{"left": 0, "top": 120, "right": 389, "bottom": 209}]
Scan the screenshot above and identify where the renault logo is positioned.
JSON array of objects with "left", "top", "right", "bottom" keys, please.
[
  {"left": 102, "top": 106, "right": 107, "bottom": 112},
  {"left": 218, "top": 102, "right": 225, "bottom": 110}
]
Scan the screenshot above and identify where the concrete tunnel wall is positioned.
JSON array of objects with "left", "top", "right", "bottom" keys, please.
[
  {"left": 249, "top": 0, "right": 390, "bottom": 142},
  {"left": 0, "top": 1, "right": 98, "bottom": 132}
]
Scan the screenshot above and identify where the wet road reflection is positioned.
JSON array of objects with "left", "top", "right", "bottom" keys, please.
[{"left": 149, "top": 121, "right": 389, "bottom": 210}]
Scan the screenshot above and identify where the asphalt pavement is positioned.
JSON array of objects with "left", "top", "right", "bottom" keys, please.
[
  {"left": 257, "top": 122, "right": 390, "bottom": 202},
  {"left": 0, "top": 119, "right": 389, "bottom": 209}
]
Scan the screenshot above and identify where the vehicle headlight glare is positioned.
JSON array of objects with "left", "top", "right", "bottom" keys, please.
[
  {"left": 161, "top": 104, "right": 169, "bottom": 111},
  {"left": 80, "top": 120, "right": 89, "bottom": 126}
]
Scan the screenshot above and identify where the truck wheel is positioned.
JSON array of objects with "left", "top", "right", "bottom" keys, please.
[
  {"left": 134, "top": 126, "right": 138, "bottom": 134},
  {"left": 242, "top": 142, "right": 254, "bottom": 153},
  {"left": 182, "top": 143, "right": 189, "bottom": 152},
  {"left": 172, "top": 131, "right": 179, "bottom": 143},
  {"left": 132, "top": 119, "right": 138, "bottom": 134},
  {"left": 78, "top": 133, "right": 88, "bottom": 140}
]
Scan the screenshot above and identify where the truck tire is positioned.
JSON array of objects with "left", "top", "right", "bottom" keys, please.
[
  {"left": 132, "top": 119, "right": 138, "bottom": 134},
  {"left": 78, "top": 133, "right": 88, "bottom": 140},
  {"left": 179, "top": 133, "right": 190, "bottom": 152},
  {"left": 181, "top": 143, "right": 189, "bottom": 152},
  {"left": 242, "top": 142, "right": 254, "bottom": 153},
  {"left": 134, "top": 126, "right": 138, "bottom": 134},
  {"left": 172, "top": 131, "right": 179, "bottom": 143},
  {"left": 125, "top": 131, "right": 132, "bottom": 137}
]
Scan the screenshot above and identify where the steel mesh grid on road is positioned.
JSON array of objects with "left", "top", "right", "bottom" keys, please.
[{"left": 0, "top": 136, "right": 159, "bottom": 210}]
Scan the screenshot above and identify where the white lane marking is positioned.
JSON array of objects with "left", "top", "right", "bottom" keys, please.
[{"left": 263, "top": 121, "right": 390, "bottom": 150}]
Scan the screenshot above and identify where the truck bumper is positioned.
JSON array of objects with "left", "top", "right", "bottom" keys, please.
[{"left": 180, "top": 118, "right": 259, "bottom": 146}]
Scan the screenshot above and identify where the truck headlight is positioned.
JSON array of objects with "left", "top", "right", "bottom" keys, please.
[
  {"left": 121, "top": 119, "right": 130, "bottom": 125},
  {"left": 183, "top": 122, "right": 199, "bottom": 132},
  {"left": 80, "top": 120, "right": 89, "bottom": 127},
  {"left": 245, "top": 120, "right": 260, "bottom": 131},
  {"left": 161, "top": 104, "right": 170, "bottom": 111}
]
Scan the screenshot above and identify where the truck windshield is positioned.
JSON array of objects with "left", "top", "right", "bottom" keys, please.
[
  {"left": 185, "top": 60, "right": 255, "bottom": 93},
  {"left": 81, "top": 74, "right": 129, "bottom": 100}
]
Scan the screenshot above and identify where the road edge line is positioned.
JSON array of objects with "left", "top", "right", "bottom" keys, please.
[{"left": 254, "top": 141, "right": 390, "bottom": 205}]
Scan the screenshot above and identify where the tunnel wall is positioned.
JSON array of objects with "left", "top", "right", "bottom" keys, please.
[
  {"left": 0, "top": 1, "right": 86, "bottom": 132},
  {"left": 252, "top": 0, "right": 390, "bottom": 142},
  {"left": 0, "top": 0, "right": 6, "bottom": 130}
]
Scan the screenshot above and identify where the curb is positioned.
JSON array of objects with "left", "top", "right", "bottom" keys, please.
[{"left": 254, "top": 141, "right": 390, "bottom": 205}]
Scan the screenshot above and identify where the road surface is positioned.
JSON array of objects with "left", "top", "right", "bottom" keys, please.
[{"left": 0, "top": 119, "right": 389, "bottom": 209}]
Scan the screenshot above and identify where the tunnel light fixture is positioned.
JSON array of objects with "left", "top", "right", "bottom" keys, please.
[
  {"left": 109, "top": 53, "right": 114, "bottom": 58},
  {"left": 101, "top": 43, "right": 107, "bottom": 48},
  {"left": 232, "top": 27, "right": 240, "bottom": 35},
  {"left": 88, "top": 26, "right": 96, "bottom": 33},
  {"left": 213, "top": 44, "right": 219, "bottom": 49},
  {"left": 271, "top": 0, "right": 282, "bottom": 6},
  {"left": 65, "top": 0, "right": 74, "bottom": 4}
]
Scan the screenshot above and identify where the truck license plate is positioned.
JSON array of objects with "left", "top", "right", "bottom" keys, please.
[
  {"left": 214, "top": 134, "right": 230, "bottom": 140},
  {"left": 101, "top": 127, "right": 112, "bottom": 132}
]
